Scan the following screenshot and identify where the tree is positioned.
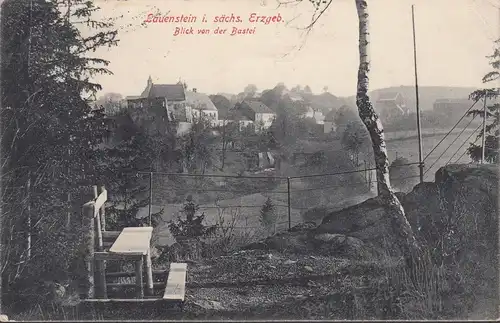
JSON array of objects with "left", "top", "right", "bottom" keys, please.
[
  {"left": 168, "top": 195, "right": 216, "bottom": 239},
  {"left": 100, "top": 111, "right": 164, "bottom": 229},
  {"left": 467, "top": 40, "right": 500, "bottom": 163},
  {"left": 96, "top": 92, "right": 124, "bottom": 115},
  {"left": 218, "top": 120, "right": 238, "bottom": 170},
  {"left": 341, "top": 120, "right": 370, "bottom": 166},
  {"left": 352, "top": 0, "right": 420, "bottom": 257},
  {"left": 289, "top": 0, "right": 421, "bottom": 259},
  {"left": 178, "top": 118, "right": 217, "bottom": 174},
  {"left": 334, "top": 105, "right": 359, "bottom": 134},
  {"left": 243, "top": 84, "right": 258, "bottom": 97},
  {"left": 1, "top": 0, "right": 120, "bottom": 304},
  {"left": 259, "top": 197, "right": 277, "bottom": 234},
  {"left": 389, "top": 157, "right": 419, "bottom": 192}
]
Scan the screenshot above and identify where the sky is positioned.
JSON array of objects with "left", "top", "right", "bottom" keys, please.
[{"left": 88, "top": 0, "right": 499, "bottom": 98}]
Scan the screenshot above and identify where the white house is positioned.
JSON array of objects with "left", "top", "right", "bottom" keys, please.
[
  {"left": 185, "top": 90, "right": 219, "bottom": 127},
  {"left": 237, "top": 100, "right": 276, "bottom": 133},
  {"left": 302, "top": 106, "right": 325, "bottom": 125}
]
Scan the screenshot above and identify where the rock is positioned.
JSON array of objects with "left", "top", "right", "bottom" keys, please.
[
  {"left": 0, "top": 315, "right": 8, "bottom": 322},
  {"left": 192, "top": 299, "right": 226, "bottom": 311},
  {"left": 304, "top": 265, "right": 313, "bottom": 272},
  {"left": 316, "top": 197, "right": 402, "bottom": 257},
  {"left": 243, "top": 229, "right": 317, "bottom": 254},
  {"left": 314, "top": 233, "right": 347, "bottom": 243},
  {"left": 288, "top": 221, "right": 317, "bottom": 232},
  {"left": 302, "top": 207, "right": 333, "bottom": 224},
  {"left": 402, "top": 164, "right": 498, "bottom": 317},
  {"left": 313, "top": 233, "right": 371, "bottom": 259}
]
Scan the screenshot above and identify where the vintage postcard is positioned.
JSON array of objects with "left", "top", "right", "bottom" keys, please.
[{"left": 0, "top": 0, "right": 498, "bottom": 321}]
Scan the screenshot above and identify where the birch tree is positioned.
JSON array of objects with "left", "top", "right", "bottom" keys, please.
[{"left": 280, "top": 0, "right": 421, "bottom": 258}]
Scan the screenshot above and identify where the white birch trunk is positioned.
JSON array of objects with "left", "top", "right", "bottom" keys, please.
[{"left": 354, "top": 0, "right": 420, "bottom": 258}]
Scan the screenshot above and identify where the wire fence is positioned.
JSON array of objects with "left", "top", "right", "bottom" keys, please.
[{"left": 133, "top": 161, "right": 421, "bottom": 246}]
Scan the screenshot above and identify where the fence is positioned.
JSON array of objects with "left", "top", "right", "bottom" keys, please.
[{"left": 134, "top": 162, "right": 420, "bottom": 248}]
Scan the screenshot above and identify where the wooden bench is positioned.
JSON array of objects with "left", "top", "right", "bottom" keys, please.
[
  {"left": 95, "top": 227, "right": 154, "bottom": 299},
  {"left": 81, "top": 185, "right": 188, "bottom": 305},
  {"left": 163, "top": 263, "right": 187, "bottom": 302}
]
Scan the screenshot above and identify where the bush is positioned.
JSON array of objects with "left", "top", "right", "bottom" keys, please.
[
  {"left": 168, "top": 196, "right": 216, "bottom": 239},
  {"left": 259, "top": 197, "right": 277, "bottom": 233}
]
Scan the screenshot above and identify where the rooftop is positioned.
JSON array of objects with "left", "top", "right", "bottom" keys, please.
[
  {"left": 376, "top": 92, "right": 401, "bottom": 101},
  {"left": 185, "top": 91, "right": 218, "bottom": 111},
  {"left": 242, "top": 100, "right": 275, "bottom": 114},
  {"left": 148, "top": 84, "right": 186, "bottom": 101}
]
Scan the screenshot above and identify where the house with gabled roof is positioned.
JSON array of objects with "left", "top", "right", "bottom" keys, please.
[
  {"left": 375, "top": 92, "right": 409, "bottom": 123},
  {"left": 433, "top": 98, "right": 472, "bottom": 116},
  {"left": 126, "top": 76, "right": 190, "bottom": 135},
  {"left": 236, "top": 100, "right": 276, "bottom": 133},
  {"left": 228, "top": 108, "right": 254, "bottom": 130},
  {"left": 185, "top": 90, "right": 218, "bottom": 126}
]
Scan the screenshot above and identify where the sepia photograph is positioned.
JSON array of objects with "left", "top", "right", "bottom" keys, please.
[{"left": 0, "top": 0, "right": 498, "bottom": 320}]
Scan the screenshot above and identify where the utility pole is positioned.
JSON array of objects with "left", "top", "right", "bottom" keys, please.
[
  {"left": 412, "top": 5, "right": 424, "bottom": 182},
  {"left": 481, "top": 93, "right": 488, "bottom": 164}
]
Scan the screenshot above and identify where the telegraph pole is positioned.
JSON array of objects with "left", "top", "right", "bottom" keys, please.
[
  {"left": 481, "top": 93, "right": 487, "bottom": 164},
  {"left": 412, "top": 5, "right": 424, "bottom": 182}
]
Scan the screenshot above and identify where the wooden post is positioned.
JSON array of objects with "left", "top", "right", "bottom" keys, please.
[
  {"left": 135, "top": 258, "right": 144, "bottom": 298},
  {"left": 92, "top": 186, "right": 106, "bottom": 298},
  {"left": 412, "top": 5, "right": 424, "bottom": 183},
  {"left": 26, "top": 177, "right": 31, "bottom": 259},
  {"left": 287, "top": 177, "right": 291, "bottom": 230},
  {"left": 145, "top": 248, "right": 153, "bottom": 296},
  {"left": 98, "top": 186, "right": 106, "bottom": 231},
  {"left": 92, "top": 186, "right": 103, "bottom": 250},
  {"left": 481, "top": 95, "right": 488, "bottom": 164},
  {"left": 82, "top": 202, "right": 95, "bottom": 299},
  {"left": 95, "top": 259, "right": 107, "bottom": 299},
  {"left": 148, "top": 172, "right": 153, "bottom": 226}
]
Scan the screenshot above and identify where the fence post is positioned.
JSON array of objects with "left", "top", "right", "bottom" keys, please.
[
  {"left": 82, "top": 201, "right": 95, "bottom": 299},
  {"left": 26, "top": 176, "right": 31, "bottom": 259},
  {"left": 149, "top": 172, "right": 153, "bottom": 226},
  {"left": 98, "top": 185, "right": 106, "bottom": 231},
  {"left": 287, "top": 177, "right": 291, "bottom": 230}
]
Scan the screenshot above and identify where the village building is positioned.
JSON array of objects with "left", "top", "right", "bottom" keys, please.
[
  {"left": 235, "top": 100, "right": 276, "bottom": 133},
  {"left": 375, "top": 92, "right": 409, "bottom": 123},
  {"left": 185, "top": 90, "right": 218, "bottom": 127},
  {"left": 433, "top": 98, "right": 473, "bottom": 116},
  {"left": 302, "top": 106, "right": 325, "bottom": 125}
]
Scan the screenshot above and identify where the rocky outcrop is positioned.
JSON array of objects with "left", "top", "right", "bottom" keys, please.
[
  {"left": 400, "top": 164, "right": 498, "bottom": 256},
  {"left": 245, "top": 164, "right": 498, "bottom": 263},
  {"left": 315, "top": 196, "right": 404, "bottom": 257}
]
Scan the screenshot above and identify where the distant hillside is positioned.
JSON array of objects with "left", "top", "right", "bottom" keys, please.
[{"left": 343, "top": 86, "right": 478, "bottom": 111}]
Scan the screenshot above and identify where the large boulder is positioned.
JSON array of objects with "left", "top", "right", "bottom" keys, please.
[
  {"left": 244, "top": 221, "right": 376, "bottom": 260},
  {"left": 315, "top": 196, "right": 406, "bottom": 258},
  {"left": 400, "top": 164, "right": 498, "bottom": 318},
  {"left": 401, "top": 164, "right": 498, "bottom": 261}
]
